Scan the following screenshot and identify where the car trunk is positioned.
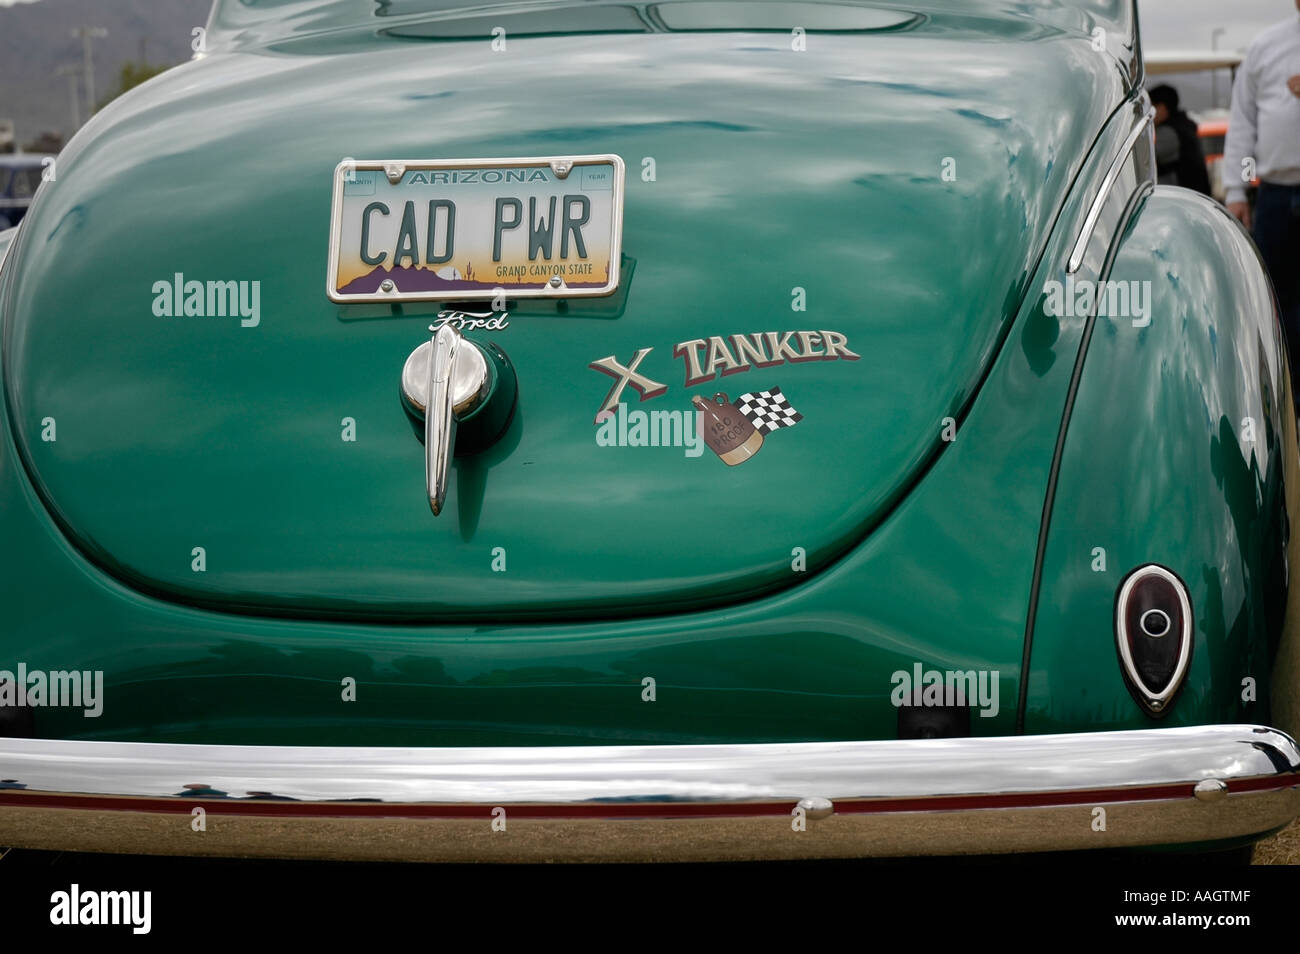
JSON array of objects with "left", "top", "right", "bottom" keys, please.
[{"left": 1, "top": 5, "right": 1123, "bottom": 620}]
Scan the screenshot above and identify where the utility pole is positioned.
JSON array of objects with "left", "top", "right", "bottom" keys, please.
[
  {"left": 1211, "top": 27, "right": 1227, "bottom": 110},
  {"left": 70, "top": 26, "right": 108, "bottom": 115},
  {"left": 55, "top": 64, "right": 82, "bottom": 131}
]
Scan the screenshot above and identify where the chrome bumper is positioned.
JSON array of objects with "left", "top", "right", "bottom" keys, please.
[{"left": 1, "top": 725, "right": 1298, "bottom": 862}]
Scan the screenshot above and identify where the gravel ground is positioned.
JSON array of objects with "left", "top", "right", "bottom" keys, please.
[{"left": 1252, "top": 820, "right": 1300, "bottom": 864}]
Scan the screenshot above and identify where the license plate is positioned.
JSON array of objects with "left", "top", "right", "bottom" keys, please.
[{"left": 326, "top": 155, "right": 624, "bottom": 303}]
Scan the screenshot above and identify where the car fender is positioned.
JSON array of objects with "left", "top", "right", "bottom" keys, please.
[{"left": 1025, "top": 185, "right": 1298, "bottom": 734}]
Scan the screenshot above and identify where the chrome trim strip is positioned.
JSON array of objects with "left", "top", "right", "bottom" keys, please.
[
  {"left": 1, "top": 725, "right": 1297, "bottom": 860},
  {"left": 1067, "top": 109, "right": 1154, "bottom": 275}
]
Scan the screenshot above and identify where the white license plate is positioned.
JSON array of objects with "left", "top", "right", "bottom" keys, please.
[{"left": 327, "top": 155, "right": 624, "bottom": 303}]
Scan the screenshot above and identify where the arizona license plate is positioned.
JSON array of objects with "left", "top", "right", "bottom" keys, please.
[{"left": 327, "top": 155, "right": 624, "bottom": 303}]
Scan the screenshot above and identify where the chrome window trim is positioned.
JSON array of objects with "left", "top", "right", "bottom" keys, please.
[
  {"left": 0, "top": 223, "right": 17, "bottom": 277},
  {"left": 1067, "top": 108, "right": 1154, "bottom": 275}
]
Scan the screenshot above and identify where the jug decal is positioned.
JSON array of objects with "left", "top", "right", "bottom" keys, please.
[{"left": 692, "top": 386, "right": 802, "bottom": 466}]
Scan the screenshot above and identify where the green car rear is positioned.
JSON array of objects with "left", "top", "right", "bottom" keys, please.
[{"left": 1, "top": 0, "right": 1297, "bottom": 861}]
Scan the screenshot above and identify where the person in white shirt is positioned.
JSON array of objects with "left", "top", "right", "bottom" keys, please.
[{"left": 1225, "top": 3, "right": 1300, "bottom": 363}]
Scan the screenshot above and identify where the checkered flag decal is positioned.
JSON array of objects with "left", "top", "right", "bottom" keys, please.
[{"left": 736, "top": 387, "right": 803, "bottom": 433}]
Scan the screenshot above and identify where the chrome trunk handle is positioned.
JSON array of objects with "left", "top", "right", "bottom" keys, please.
[
  {"left": 425, "top": 324, "right": 460, "bottom": 515},
  {"left": 401, "top": 324, "right": 490, "bottom": 515}
]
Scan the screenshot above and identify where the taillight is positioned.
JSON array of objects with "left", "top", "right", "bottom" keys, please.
[{"left": 1114, "top": 564, "right": 1193, "bottom": 717}]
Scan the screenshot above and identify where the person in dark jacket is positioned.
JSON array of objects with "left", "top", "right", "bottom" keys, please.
[{"left": 1148, "top": 84, "right": 1213, "bottom": 196}]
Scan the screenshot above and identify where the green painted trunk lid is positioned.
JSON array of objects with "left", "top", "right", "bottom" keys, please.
[{"left": 2, "top": 5, "right": 1126, "bottom": 620}]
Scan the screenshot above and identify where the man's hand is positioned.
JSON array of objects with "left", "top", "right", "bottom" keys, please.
[
  {"left": 1288, "top": 74, "right": 1300, "bottom": 97},
  {"left": 1228, "top": 201, "right": 1252, "bottom": 230}
]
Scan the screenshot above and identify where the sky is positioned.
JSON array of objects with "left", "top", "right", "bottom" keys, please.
[
  {"left": 1136, "top": 0, "right": 1292, "bottom": 110},
  {"left": 1139, "top": 0, "right": 1292, "bottom": 52}
]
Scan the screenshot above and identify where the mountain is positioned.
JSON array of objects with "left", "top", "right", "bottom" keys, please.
[
  {"left": 339, "top": 264, "right": 609, "bottom": 297},
  {"left": 0, "top": 0, "right": 212, "bottom": 146}
]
